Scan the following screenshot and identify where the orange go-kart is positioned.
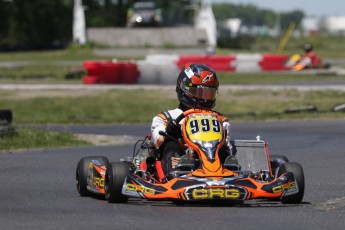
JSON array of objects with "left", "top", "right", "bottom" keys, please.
[{"left": 76, "top": 109, "right": 304, "bottom": 205}]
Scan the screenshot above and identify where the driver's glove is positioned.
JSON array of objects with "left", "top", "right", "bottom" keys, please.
[{"left": 166, "top": 120, "right": 181, "bottom": 139}]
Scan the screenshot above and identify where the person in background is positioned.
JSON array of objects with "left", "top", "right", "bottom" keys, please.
[
  {"left": 286, "top": 43, "right": 322, "bottom": 71},
  {"left": 301, "top": 43, "right": 321, "bottom": 68}
]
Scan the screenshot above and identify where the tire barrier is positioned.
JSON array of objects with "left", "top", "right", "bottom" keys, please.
[
  {"left": 82, "top": 75, "right": 99, "bottom": 84},
  {"left": 177, "top": 54, "right": 287, "bottom": 72},
  {"left": 177, "top": 55, "right": 236, "bottom": 72},
  {"left": 83, "top": 60, "right": 102, "bottom": 76},
  {"left": 82, "top": 61, "right": 140, "bottom": 84},
  {"left": 137, "top": 54, "right": 180, "bottom": 85},
  {"left": 234, "top": 53, "right": 262, "bottom": 72},
  {"left": 176, "top": 55, "right": 209, "bottom": 69},
  {"left": 259, "top": 54, "right": 289, "bottom": 71},
  {"left": 100, "top": 62, "right": 122, "bottom": 84},
  {"left": 82, "top": 54, "right": 290, "bottom": 85},
  {"left": 208, "top": 55, "right": 236, "bottom": 72}
]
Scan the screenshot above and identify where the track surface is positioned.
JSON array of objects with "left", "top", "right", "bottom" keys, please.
[{"left": 1, "top": 120, "right": 345, "bottom": 229}]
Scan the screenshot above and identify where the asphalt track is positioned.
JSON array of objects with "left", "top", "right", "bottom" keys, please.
[{"left": 1, "top": 119, "right": 345, "bottom": 229}]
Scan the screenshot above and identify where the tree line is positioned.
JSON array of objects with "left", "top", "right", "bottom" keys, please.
[
  {"left": 213, "top": 3, "right": 304, "bottom": 29},
  {"left": 0, "top": 0, "right": 304, "bottom": 50}
]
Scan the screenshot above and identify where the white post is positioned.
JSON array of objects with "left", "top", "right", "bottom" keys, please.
[
  {"left": 195, "top": 0, "right": 217, "bottom": 49},
  {"left": 73, "top": 0, "right": 87, "bottom": 44}
]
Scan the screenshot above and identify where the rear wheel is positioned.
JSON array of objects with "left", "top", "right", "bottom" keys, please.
[
  {"left": 278, "top": 162, "right": 305, "bottom": 204},
  {"left": 76, "top": 156, "right": 109, "bottom": 196},
  {"left": 105, "top": 162, "right": 129, "bottom": 203}
]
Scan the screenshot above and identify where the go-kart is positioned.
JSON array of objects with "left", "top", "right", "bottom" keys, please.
[
  {"left": 285, "top": 54, "right": 330, "bottom": 71},
  {"left": 76, "top": 109, "right": 304, "bottom": 205}
]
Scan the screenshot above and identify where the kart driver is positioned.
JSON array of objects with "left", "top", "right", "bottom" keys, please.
[
  {"left": 288, "top": 43, "right": 321, "bottom": 71},
  {"left": 151, "top": 63, "right": 233, "bottom": 175},
  {"left": 301, "top": 43, "right": 320, "bottom": 68}
]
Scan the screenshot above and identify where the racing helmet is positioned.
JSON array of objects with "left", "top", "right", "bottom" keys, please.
[
  {"left": 304, "top": 43, "right": 313, "bottom": 53},
  {"left": 176, "top": 63, "right": 219, "bottom": 109}
]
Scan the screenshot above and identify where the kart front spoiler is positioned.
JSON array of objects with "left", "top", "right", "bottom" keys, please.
[{"left": 121, "top": 172, "right": 299, "bottom": 202}]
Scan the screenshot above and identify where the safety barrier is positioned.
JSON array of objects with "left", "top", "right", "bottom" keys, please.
[
  {"left": 234, "top": 53, "right": 262, "bottom": 72},
  {"left": 137, "top": 54, "right": 179, "bottom": 85},
  {"left": 82, "top": 61, "right": 140, "bottom": 84},
  {"left": 82, "top": 54, "right": 290, "bottom": 85},
  {"left": 259, "top": 54, "right": 289, "bottom": 71},
  {"left": 176, "top": 55, "right": 236, "bottom": 72}
]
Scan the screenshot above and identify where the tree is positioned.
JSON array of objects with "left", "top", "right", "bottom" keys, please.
[
  {"left": 212, "top": 3, "right": 304, "bottom": 30},
  {"left": 7, "top": 0, "right": 73, "bottom": 49},
  {"left": 0, "top": 0, "right": 11, "bottom": 48},
  {"left": 281, "top": 10, "right": 304, "bottom": 31}
]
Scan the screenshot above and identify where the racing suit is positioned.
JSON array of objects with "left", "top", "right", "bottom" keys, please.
[
  {"left": 302, "top": 51, "right": 321, "bottom": 68},
  {"left": 151, "top": 104, "right": 233, "bottom": 175}
]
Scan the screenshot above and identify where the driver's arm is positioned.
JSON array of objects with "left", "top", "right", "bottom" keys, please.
[{"left": 151, "top": 114, "right": 167, "bottom": 149}]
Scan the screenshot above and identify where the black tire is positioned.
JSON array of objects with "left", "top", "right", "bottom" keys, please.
[
  {"left": 270, "top": 155, "right": 289, "bottom": 163},
  {"left": 270, "top": 155, "right": 289, "bottom": 178},
  {"left": 0, "top": 109, "right": 13, "bottom": 123},
  {"left": 105, "top": 162, "right": 129, "bottom": 203},
  {"left": 76, "top": 156, "right": 109, "bottom": 196},
  {"left": 278, "top": 162, "right": 305, "bottom": 204}
]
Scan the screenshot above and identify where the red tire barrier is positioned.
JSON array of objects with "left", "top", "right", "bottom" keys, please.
[
  {"left": 82, "top": 75, "right": 100, "bottom": 84},
  {"left": 99, "top": 62, "right": 122, "bottom": 84},
  {"left": 122, "top": 62, "right": 140, "bottom": 84},
  {"left": 83, "top": 61, "right": 101, "bottom": 76},
  {"left": 208, "top": 55, "right": 236, "bottom": 72},
  {"left": 259, "top": 54, "right": 289, "bottom": 71},
  {"left": 176, "top": 55, "right": 209, "bottom": 69},
  {"left": 176, "top": 55, "right": 236, "bottom": 72},
  {"left": 83, "top": 60, "right": 140, "bottom": 84}
]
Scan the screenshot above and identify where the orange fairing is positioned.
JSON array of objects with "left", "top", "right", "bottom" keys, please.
[
  {"left": 181, "top": 109, "right": 234, "bottom": 177},
  {"left": 292, "top": 64, "right": 305, "bottom": 71},
  {"left": 124, "top": 172, "right": 295, "bottom": 201}
]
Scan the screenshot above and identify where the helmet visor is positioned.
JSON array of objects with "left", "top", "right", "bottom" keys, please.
[{"left": 186, "top": 86, "right": 217, "bottom": 100}]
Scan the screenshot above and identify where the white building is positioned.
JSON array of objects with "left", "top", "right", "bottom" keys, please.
[
  {"left": 302, "top": 16, "right": 345, "bottom": 36},
  {"left": 321, "top": 16, "right": 345, "bottom": 35}
]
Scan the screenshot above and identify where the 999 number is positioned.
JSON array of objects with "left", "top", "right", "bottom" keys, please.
[{"left": 189, "top": 119, "right": 221, "bottom": 134}]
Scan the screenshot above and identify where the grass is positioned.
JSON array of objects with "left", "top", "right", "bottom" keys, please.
[
  {"left": 1, "top": 67, "right": 344, "bottom": 85},
  {"left": 1, "top": 89, "right": 345, "bottom": 125},
  {"left": 0, "top": 64, "right": 85, "bottom": 83},
  {"left": 218, "top": 72, "right": 345, "bottom": 85},
  {"left": 2, "top": 88, "right": 344, "bottom": 151},
  {"left": 0, "top": 127, "right": 91, "bottom": 152},
  {"left": 0, "top": 45, "right": 102, "bottom": 62}
]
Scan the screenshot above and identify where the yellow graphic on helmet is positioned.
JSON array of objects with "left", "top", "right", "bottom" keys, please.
[{"left": 185, "top": 114, "right": 223, "bottom": 142}]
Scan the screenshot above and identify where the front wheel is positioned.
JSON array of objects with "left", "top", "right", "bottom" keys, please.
[
  {"left": 270, "top": 155, "right": 289, "bottom": 178},
  {"left": 76, "top": 156, "right": 109, "bottom": 196},
  {"left": 278, "top": 162, "right": 305, "bottom": 204},
  {"left": 105, "top": 162, "right": 129, "bottom": 203}
]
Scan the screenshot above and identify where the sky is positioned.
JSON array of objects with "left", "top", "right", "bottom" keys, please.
[{"left": 213, "top": 0, "right": 345, "bottom": 17}]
